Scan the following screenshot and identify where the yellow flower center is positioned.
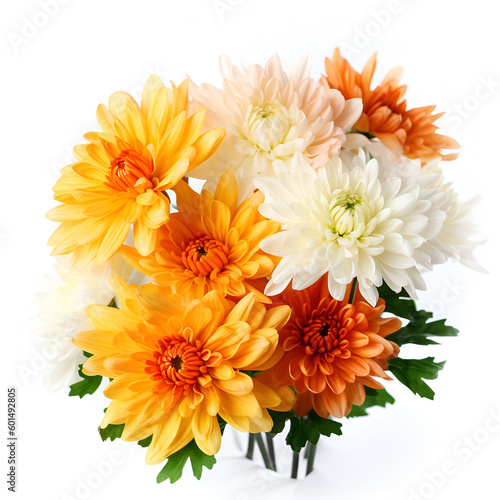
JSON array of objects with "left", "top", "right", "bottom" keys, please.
[
  {"left": 328, "top": 192, "right": 367, "bottom": 236},
  {"left": 107, "top": 149, "right": 154, "bottom": 191},
  {"left": 181, "top": 233, "right": 230, "bottom": 277}
]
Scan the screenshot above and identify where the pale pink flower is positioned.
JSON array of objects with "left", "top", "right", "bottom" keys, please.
[{"left": 188, "top": 54, "right": 362, "bottom": 188}]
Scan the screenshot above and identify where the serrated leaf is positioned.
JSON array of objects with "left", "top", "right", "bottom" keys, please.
[
  {"left": 286, "top": 416, "right": 311, "bottom": 452},
  {"left": 347, "top": 388, "right": 395, "bottom": 418},
  {"left": 98, "top": 423, "right": 124, "bottom": 442},
  {"left": 378, "top": 282, "right": 415, "bottom": 319},
  {"left": 69, "top": 363, "right": 102, "bottom": 398},
  {"left": 387, "top": 314, "right": 458, "bottom": 347},
  {"left": 379, "top": 282, "right": 459, "bottom": 346},
  {"left": 306, "top": 411, "right": 343, "bottom": 437},
  {"left": 285, "top": 412, "right": 342, "bottom": 452},
  {"left": 268, "top": 410, "right": 293, "bottom": 436},
  {"left": 389, "top": 357, "right": 445, "bottom": 400},
  {"left": 156, "top": 440, "right": 216, "bottom": 484}
]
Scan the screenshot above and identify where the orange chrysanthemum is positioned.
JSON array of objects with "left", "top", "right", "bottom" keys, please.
[
  {"left": 268, "top": 277, "right": 402, "bottom": 418},
  {"left": 47, "top": 77, "right": 225, "bottom": 266},
  {"left": 322, "top": 48, "right": 459, "bottom": 164},
  {"left": 72, "top": 277, "right": 294, "bottom": 464},
  {"left": 120, "top": 170, "right": 280, "bottom": 303}
]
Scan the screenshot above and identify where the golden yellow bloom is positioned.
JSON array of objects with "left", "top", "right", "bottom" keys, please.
[
  {"left": 72, "top": 277, "right": 294, "bottom": 464},
  {"left": 120, "top": 170, "right": 280, "bottom": 303},
  {"left": 47, "top": 77, "right": 225, "bottom": 266}
]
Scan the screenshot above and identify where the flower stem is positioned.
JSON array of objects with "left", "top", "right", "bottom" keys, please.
[
  {"left": 255, "top": 433, "right": 273, "bottom": 470},
  {"left": 305, "top": 441, "right": 317, "bottom": 476},
  {"left": 291, "top": 451, "right": 300, "bottom": 479},
  {"left": 266, "top": 434, "right": 277, "bottom": 471},
  {"left": 246, "top": 434, "right": 256, "bottom": 460},
  {"left": 348, "top": 277, "right": 358, "bottom": 303}
]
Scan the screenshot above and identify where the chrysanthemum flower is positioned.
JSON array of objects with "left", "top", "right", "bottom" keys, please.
[
  {"left": 412, "top": 161, "right": 484, "bottom": 271},
  {"left": 255, "top": 151, "right": 442, "bottom": 305},
  {"left": 349, "top": 144, "right": 483, "bottom": 271},
  {"left": 120, "top": 170, "right": 280, "bottom": 303},
  {"left": 187, "top": 54, "right": 362, "bottom": 187},
  {"left": 35, "top": 255, "right": 131, "bottom": 391},
  {"left": 72, "top": 277, "right": 294, "bottom": 463},
  {"left": 322, "top": 48, "right": 459, "bottom": 164},
  {"left": 47, "top": 77, "right": 225, "bottom": 266},
  {"left": 267, "top": 278, "right": 401, "bottom": 418}
]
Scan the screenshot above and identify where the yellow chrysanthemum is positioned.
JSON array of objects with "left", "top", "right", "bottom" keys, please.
[
  {"left": 120, "top": 170, "right": 281, "bottom": 303},
  {"left": 72, "top": 277, "right": 294, "bottom": 464},
  {"left": 47, "top": 77, "right": 225, "bottom": 266}
]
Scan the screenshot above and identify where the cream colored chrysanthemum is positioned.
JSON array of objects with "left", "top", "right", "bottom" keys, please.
[
  {"left": 188, "top": 54, "right": 362, "bottom": 190},
  {"left": 255, "top": 151, "right": 445, "bottom": 305}
]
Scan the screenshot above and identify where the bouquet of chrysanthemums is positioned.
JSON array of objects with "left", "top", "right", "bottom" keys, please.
[{"left": 40, "top": 49, "right": 482, "bottom": 482}]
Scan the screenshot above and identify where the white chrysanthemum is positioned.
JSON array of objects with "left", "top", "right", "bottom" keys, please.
[
  {"left": 343, "top": 141, "right": 483, "bottom": 270},
  {"left": 415, "top": 162, "right": 484, "bottom": 271},
  {"left": 188, "top": 54, "right": 362, "bottom": 191},
  {"left": 35, "top": 255, "right": 132, "bottom": 391},
  {"left": 255, "top": 151, "right": 443, "bottom": 305}
]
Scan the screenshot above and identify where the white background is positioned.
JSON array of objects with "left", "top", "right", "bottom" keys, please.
[{"left": 1, "top": 1, "right": 499, "bottom": 499}]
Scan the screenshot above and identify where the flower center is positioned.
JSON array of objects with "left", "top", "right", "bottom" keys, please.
[
  {"left": 147, "top": 339, "right": 209, "bottom": 391},
  {"left": 301, "top": 316, "right": 350, "bottom": 358},
  {"left": 328, "top": 191, "right": 367, "bottom": 236},
  {"left": 285, "top": 299, "right": 355, "bottom": 360},
  {"left": 107, "top": 149, "right": 154, "bottom": 191},
  {"left": 239, "top": 102, "right": 305, "bottom": 155},
  {"left": 181, "top": 232, "right": 230, "bottom": 277}
]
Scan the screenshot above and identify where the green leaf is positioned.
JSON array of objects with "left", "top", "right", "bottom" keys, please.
[
  {"left": 306, "top": 411, "right": 343, "bottom": 438},
  {"left": 286, "top": 416, "right": 315, "bottom": 452},
  {"left": 138, "top": 435, "right": 152, "bottom": 448},
  {"left": 156, "top": 440, "right": 216, "bottom": 484},
  {"left": 285, "top": 412, "right": 342, "bottom": 452},
  {"left": 217, "top": 415, "right": 227, "bottom": 435},
  {"left": 241, "top": 370, "right": 262, "bottom": 378},
  {"left": 378, "top": 282, "right": 415, "bottom": 319},
  {"left": 98, "top": 423, "right": 124, "bottom": 442},
  {"left": 69, "top": 362, "right": 102, "bottom": 398},
  {"left": 347, "top": 388, "right": 395, "bottom": 418},
  {"left": 379, "top": 282, "right": 459, "bottom": 346},
  {"left": 268, "top": 410, "right": 293, "bottom": 436},
  {"left": 387, "top": 317, "right": 459, "bottom": 346},
  {"left": 98, "top": 417, "right": 152, "bottom": 447},
  {"left": 388, "top": 357, "right": 445, "bottom": 400}
]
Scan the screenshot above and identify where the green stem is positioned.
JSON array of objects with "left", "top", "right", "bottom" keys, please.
[
  {"left": 255, "top": 434, "right": 273, "bottom": 470},
  {"left": 305, "top": 442, "right": 317, "bottom": 476},
  {"left": 348, "top": 277, "right": 358, "bottom": 303},
  {"left": 246, "top": 434, "right": 255, "bottom": 460},
  {"left": 266, "top": 434, "right": 277, "bottom": 471},
  {"left": 291, "top": 451, "right": 300, "bottom": 479}
]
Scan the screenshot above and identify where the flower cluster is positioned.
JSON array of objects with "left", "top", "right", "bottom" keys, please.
[{"left": 41, "top": 50, "right": 480, "bottom": 482}]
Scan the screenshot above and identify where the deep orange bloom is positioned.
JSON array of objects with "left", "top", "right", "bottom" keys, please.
[
  {"left": 268, "top": 277, "right": 402, "bottom": 418},
  {"left": 72, "top": 277, "right": 294, "bottom": 464},
  {"left": 121, "top": 170, "right": 280, "bottom": 303},
  {"left": 322, "top": 48, "right": 459, "bottom": 164}
]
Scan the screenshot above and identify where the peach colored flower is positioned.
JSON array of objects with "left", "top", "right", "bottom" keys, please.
[{"left": 188, "top": 54, "right": 362, "bottom": 188}]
